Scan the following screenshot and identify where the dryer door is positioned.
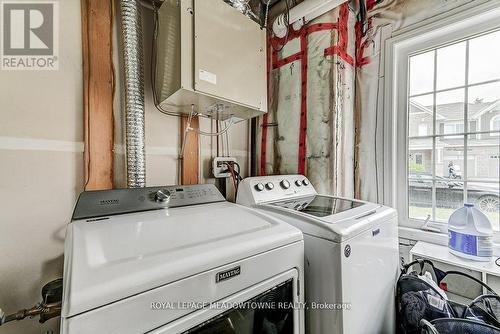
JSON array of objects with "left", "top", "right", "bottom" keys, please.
[{"left": 151, "top": 269, "right": 301, "bottom": 334}]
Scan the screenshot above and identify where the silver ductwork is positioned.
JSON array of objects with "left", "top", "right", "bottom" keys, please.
[
  {"left": 224, "top": 0, "right": 260, "bottom": 23},
  {"left": 120, "top": 0, "right": 146, "bottom": 188}
]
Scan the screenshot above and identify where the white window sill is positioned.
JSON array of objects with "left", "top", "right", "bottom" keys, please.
[
  {"left": 410, "top": 241, "right": 500, "bottom": 277},
  {"left": 399, "top": 226, "right": 500, "bottom": 256},
  {"left": 398, "top": 226, "right": 448, "bottom": 246}
]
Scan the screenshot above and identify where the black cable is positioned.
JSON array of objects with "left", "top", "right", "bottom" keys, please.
[
  {"left": 233, "top": 162, "right": 243, "bottom": 181},
  {"left": 358, "top": 0, "right": 368, "bottom": 36},
  {"left": 223, "top": 162, "right": 238, "bottom": 193}
]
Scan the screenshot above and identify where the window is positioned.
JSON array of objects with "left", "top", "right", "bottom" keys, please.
[
  {"left": 415, "top": 154, "right": 423, "bottom": 165},
  {"left": 407, "top": 31, "right": 500, "bottom": 228},
  {"left": 385, "top": 4, "right": 500, "bottom": 234},
  {"left": 492, "top": 115, "right": 500, "bottom": 135},
  {"left": 443, "top": 122, "right": 464, "bottom": 136}
]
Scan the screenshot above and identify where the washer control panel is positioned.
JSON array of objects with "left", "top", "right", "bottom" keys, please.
[
  {"left": 72, "top": 184, "right": 225, "bottom": 220},
  {"left": 236, "top": 175, "right": 317, "bottom": 205}
]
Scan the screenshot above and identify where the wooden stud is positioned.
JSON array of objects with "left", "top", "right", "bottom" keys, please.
[
  {"left": 180, "top": 116, "right": 200, "bottom": 185},
  {"left": 82, "top": 0, "right": 114, "bottom": 190}
]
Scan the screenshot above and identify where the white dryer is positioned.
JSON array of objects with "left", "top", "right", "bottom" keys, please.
[
  {"left": 237, "top": 175, "right": 399, "bottom": 334},
  {"left": 61, "top": 184, "right": 304, "bottom": 333}
]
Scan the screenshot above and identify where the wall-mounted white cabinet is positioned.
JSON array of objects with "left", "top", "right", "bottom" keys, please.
[{"left": 155, "top": 0, "right": 267, "bottom": 120}]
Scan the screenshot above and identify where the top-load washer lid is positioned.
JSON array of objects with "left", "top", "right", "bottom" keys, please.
[
  {"left": 269, "top": 195, "right": 365, "bottom": 217},
  {"left": 262, "top": 195, "right": 387, "bottom": 242},
  {"left": 62, "top": 185, "right": 302, "bottom": 318},
  {"left": 236, "top": 175, "right": 397, "bottom": 242}
]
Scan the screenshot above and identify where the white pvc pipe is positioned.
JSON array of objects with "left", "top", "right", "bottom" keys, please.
[{"left": 272, "top": 0, "right": 348, "bottom": 38}]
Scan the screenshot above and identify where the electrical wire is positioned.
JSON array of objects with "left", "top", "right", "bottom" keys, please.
[
  {"left": 225, "top": 121, "right": 231, "bottom": 157},
  {"left": 216, "top": 121, "right": 220, "bottom": 156},
  {"left": 270, "top": 0, "right": 291, "bottom": 52},
  {"left": 179, "top": 105, "right": 196, "bottom": 160},
  {"left": 219, "top": 121, "right": 225, "bottom": 156},
  {"left": 233, "top": 161, "right": 243, "bottom": 192},
  {"left": 264, "top": 0, "right": 271, "bottom": 28},
  {"left": 190, "top": 119, "right": 234, "bottom": 137},
  {"left": 233, "top": 162, "right": 243, "bottom": 181},
  {"left": 223, "top": 162, "right": 239, "bottom": 196},
  {"left": 228, "top": 164, "right": 238, "bottom": 192}
]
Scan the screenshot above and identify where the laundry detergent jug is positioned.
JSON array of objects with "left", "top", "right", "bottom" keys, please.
[{"left": 448, "top": 203, "right": 493, "bottom": 262}]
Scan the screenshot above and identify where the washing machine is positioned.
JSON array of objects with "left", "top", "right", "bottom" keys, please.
[
  {"left": 61, "top": 184, "right": 305, "bottom": 333},
  {"left": 237, "top": 175, "right": 399, "bottom": 334}
]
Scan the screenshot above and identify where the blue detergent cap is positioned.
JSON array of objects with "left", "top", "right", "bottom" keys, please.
[{"left": 464, "top": 203, "right": 474, "bottom": 207}]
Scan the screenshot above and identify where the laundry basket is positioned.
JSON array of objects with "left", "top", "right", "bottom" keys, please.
[
  {"left": 397, "top": 259, "right": 498, "bottom": 333},
  {"left": 397, "top": 260, "right": 457, "bottom": 333},
  {"left": 464, "top": 294, "right": 500, "bottom": 327},
  {"left": 420, "top": 318, "right": 500, "bottom": 334}
]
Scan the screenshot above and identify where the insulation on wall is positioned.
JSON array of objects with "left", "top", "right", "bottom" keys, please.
[
  {"left": 256, "top": 0, "right": 479, "bottom": 201},
  {"left": 256, "top": 3, "right": 357, "bottom": 196}
]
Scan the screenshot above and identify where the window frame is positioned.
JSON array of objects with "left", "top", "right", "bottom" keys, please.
[{"left": 383, "top": 2, "right": 500, "bottom": 234}]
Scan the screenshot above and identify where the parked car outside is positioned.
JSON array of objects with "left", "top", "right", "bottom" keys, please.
[{"left": 409, "top": 173, "right": 499, "bottom": 214}]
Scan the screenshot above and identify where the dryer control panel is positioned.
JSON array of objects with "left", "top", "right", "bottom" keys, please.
[
  {"left": 72, "top": 184, "right": 225, "bottom": 220},
  {"left": 237, "top": 175, "right": 317, "bottom": 205}
]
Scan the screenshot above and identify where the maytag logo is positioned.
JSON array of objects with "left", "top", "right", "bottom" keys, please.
[
  {"left": 99, "top": 199, "right": 119, "bottom": 206},
  {"left": 216, "top": 266, "right": 241, "bottom": 283},
  {"left": 1, "top": 1, "right": 59, "bottom": 70}
]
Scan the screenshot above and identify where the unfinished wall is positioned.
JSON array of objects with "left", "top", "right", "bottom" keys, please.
[
  {"left": 0, "top": 2, "right": 249, "bottom": 334},
  {"left": 112, "top": 3, "right": 250, "bottom": 196},
  {"left": 0, "top": 1, "right": 82, "bottom": 333},
  {"left": 256, "top": 0, "right": 484, "bottom": 201},
  {"left": 256, "top": 4, "right": 356, "bottom": 196}
]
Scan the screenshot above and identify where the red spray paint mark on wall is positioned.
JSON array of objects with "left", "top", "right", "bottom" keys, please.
[
  {"left": 366, "top": 0, "right": 378, "bottom": 11},
  {"left": 323, "top": 4, "right": 354, "bottom": 66}
]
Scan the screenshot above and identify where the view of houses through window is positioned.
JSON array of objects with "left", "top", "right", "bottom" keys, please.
[{"left": 407, "top": 29, "right": 500, "bottom": 229}]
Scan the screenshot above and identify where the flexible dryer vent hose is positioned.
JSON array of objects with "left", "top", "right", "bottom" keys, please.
[{"left": 120, "top": 0, "right": 147, "bottom": 188}]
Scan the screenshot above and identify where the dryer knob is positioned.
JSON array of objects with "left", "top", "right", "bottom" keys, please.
[
  {"left": 254, "top": 183, "right": 265, "bottom": 192},
  {"left": 302, "top": 179, "right": 310, "bottom": 186},
  {"left": 155, "top": 189, "right": 171, "bottom": 203},
  {"left": 265, "top": 182, "right": 274, "bottom": 190},
  {"left": 295, "top": 180, "right": 302, "bottom": 187},
  {"left": 280, "top": 180, "right": 291, "bottom": 189}
]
